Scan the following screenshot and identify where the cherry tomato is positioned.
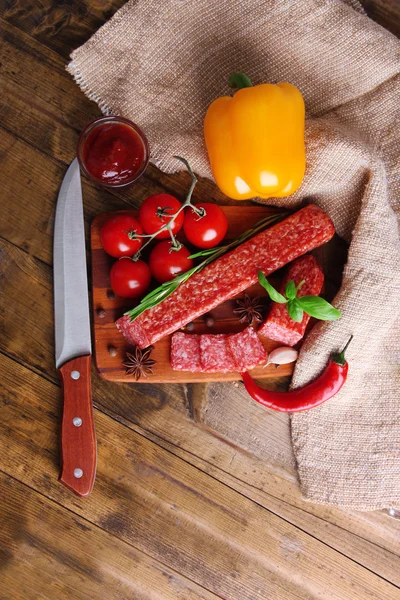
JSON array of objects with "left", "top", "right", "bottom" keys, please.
[
  {"left": 138, "top": 194, "right": 183, "bottom": 239},
  {"left": 183, "top": 203, "right": 228, "bottom": 249},
  {"left": 149, "top": 241, "right": 194, "bottom": 283},
  {"left": 100, "top": 214, "right": 143, "bottom": 258},
  {"left": 110, "top": 258, "right": 151, "bottom": 298}
]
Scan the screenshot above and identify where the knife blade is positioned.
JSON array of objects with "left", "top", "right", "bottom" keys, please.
[{"left": 53, "top": 158, "right": 97, "bottom": 497}]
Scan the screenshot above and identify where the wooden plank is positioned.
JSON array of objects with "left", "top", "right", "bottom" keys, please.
[
  {"left": 1, "top": 5, "right": 399, "bottom": 592},
  {"left": 0, "top": 0, "right": 126, "bottom": 58},
  {"left": 0, "top": 472, "right": 219, "bottom": 600},
  {"left": 2, "top": 237, "right": 400, "bottom": 585},
  {"left": 0, "top": 19, "right": 344, "bottom": 503},
  {"left": 1, "top": 2, "right": 399, "bottom": 598},
  {"left": 0, "top": 238, "right": 400, "bottom": 584},
  {"left": 0, "top": 18, "right": 229, "bottom": 205},
  {"left": 0, "top": 235, "right": 295, "bottom": 469},
  {"left": 0, "top": 92, "right": 225, "bottom": 271},
  {"left": 0, "top": 125, "right": 146, "bottom": 265},
  {"left": 1, "top": 352, "right": 399, "bottom": 600},
  {"left": 0, "top": 17, "right": 95, "bottom": 131},
  {"left": 91, "top": 207, "right": 295, "bottom": 383},
  {"left": 90, "top": 206, "right": 345, "bottom": 383},
  {"left": 0, "top": 70, "right": 211, "bottom": 210}
]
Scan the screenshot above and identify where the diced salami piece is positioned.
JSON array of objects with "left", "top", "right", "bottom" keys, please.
[
  {"left": 258, "top": 255, "right": 324, "bottom": 346},
  {"left": 170, "top": 333, "right": 202, "bottom": 371},
  {"left": 116, "top": 205, "right": 335, "bottom": 348},
  {"left": 200, "top": 334, "right": 236, "bottom": 373},
  {"left": 227, "top": 327, "right": 268, "bottom": 372}
]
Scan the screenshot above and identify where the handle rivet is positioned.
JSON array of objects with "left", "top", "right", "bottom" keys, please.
[
  {"left": 73, "top": 417, "right": 82, "bottom": 427},
  {"left": 74, "top": 468, "right": 83, "bottom": 479},
  {"left": 71, "top": 370, "right": 80, "bottom": 380}
]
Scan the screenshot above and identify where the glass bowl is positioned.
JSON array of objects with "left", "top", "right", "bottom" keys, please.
[{"left": 77, "top": 116, "right": 150, "bottom": 188}]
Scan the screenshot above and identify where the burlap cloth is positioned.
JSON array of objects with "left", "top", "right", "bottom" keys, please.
[{"left": 67, "top": 0, "right": 400, "bottom": 510}]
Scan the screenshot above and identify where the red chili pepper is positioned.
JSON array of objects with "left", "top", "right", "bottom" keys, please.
[{"left": 241, "top": 336, "right": 352, "bottom": 413}]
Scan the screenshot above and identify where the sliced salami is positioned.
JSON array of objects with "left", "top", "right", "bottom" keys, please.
[
  {"left": 227, "top": 327, "right": 268, "bottom": 372},
  {"left": 117, "top": 205, "right": 334, "bottom": 348},
  {"left": 170, "top": 332, "right": 202, "bottom": 371},
  {"left": 258, "top": 254, "right": 324, "bottom": 346},
  {"left": 200, "top": 334, "right": 236, "bottom": 373}
]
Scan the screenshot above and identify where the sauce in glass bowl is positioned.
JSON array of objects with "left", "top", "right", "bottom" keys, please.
[{"left": 77, "top": 116, "right": 149, "bottom": 187}]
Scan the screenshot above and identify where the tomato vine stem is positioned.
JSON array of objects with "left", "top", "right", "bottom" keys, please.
[{"left": 130, "top": 156, "right": 204, "bottom": 260}]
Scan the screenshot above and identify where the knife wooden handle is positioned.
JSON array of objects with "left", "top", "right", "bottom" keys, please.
[{"left": 59, "top": 355, "right": 97, "bottom": 497}]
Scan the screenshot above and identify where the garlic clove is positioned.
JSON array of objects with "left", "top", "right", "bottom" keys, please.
[{"left": 264, "top": 346, "right": 298, "bottom": 367}]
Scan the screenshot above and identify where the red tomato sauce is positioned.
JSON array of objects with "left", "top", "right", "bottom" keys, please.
[{"left": 82, "top": 123, "right": 146, "bottom": 185}]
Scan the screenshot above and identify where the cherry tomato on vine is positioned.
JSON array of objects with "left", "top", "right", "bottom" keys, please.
[
  {"left": 149, "top": 241, "right": 194, "bottom": 283},
  {"left": 183, "top": 203, "right": 228, "bottom": 249},
  {"left": 110, "top": 258, "right": 151, "bottom": 298},
  {"left": 138, "top": 194, "right": 183, "bottom": 239},
  {"left": 100, "top": 214, "right": 143, "bottom": 258}
]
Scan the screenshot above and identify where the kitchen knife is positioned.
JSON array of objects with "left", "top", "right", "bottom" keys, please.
[{"left": 53, "top": 158, "right": 97, "bottom": 497}]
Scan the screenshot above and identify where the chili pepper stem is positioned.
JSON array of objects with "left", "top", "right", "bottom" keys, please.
[
  {"left": 341, "top": 335, "right": 354, "bottom": 354},
  {"left": 332, "top": 334, "right": 353, "bottom": 366}
]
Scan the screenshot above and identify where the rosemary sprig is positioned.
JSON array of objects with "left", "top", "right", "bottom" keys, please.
[{"left": 124, "top": 210, "right": 287, "bottom": 321}]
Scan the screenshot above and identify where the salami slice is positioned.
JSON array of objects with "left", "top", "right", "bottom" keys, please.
[
  {"left": 200, "top": 334, "right": 236, "bottom": 373},
  {"left": 117, "top": 205, "right": 335, "bottom": 348},
  {"left": 170, "top": 332, "right": 202, "bottom": 371},
  {"left": 258, "top": 255, "right": 324, "bottom": 346},
  {"left": 227, "top": 327, "right": 268, "bottom": 371}
]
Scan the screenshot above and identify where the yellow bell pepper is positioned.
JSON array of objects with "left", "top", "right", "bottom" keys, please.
[{"left": 204, "top": 73, "right": 306, "bottom": 200}]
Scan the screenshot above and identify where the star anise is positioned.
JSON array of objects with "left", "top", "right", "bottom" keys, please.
[
  {"left": 233, "top": 294, "right": 264, "bottom": 325},
  {"left": 123, "top": 346, "right": 156, "bottom": 381}
]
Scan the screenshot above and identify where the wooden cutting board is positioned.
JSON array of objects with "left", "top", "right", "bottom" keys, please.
[{"left": 91, "top": 206, "right": 324, "bottom": 383}]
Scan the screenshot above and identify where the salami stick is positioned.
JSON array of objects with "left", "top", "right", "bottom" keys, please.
[{"left": 116, "top": 205, "right": 335, "bottom": 348}]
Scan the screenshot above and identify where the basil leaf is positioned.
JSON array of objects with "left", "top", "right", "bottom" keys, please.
[
  {"left": 296, "top": 280, "right": 305, "bottom": 293},
  {"left": 287, "top": 299, "right": 304, "bottom": 323},
  {"left": 258, "top": 271, "right": 287, "bottom": 304},
  {"left": 296, "top": 296, "right": 341, "bottom": 321},
  {"left": 285, "top": 280, "right": 297, "bottom": 300}
]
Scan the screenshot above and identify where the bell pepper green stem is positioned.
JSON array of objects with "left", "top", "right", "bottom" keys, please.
[{"left": 229, "top": 72, "right": 253, "bottom": 89}]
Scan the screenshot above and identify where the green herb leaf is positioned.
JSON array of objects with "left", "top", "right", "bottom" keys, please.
[
  {"left": 258, "top": 272, "right": 287, "bottom": 304},
  {"left": 285, "top": 280, "right": 297, "bottom": 300},
  {"left": 296, "top": 296, "right": 341, "bottom": 321},
  {"left": 287, "top": 299, "right": 304, "bottom": 322}
]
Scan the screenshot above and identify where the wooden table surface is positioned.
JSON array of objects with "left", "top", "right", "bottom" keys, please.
[{"left": 1, "top": 1, "right": 399, "bottom": 599}]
